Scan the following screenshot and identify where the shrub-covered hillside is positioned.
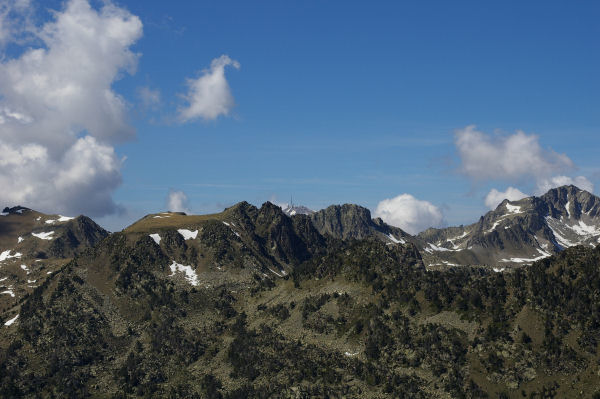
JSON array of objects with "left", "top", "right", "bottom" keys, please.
[{"left": 1, "top": 203, "right": 600, "bottom": 398}]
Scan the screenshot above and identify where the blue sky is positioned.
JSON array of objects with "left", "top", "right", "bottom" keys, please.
[{"left": 0, "top": 0, "right": 598, "bottom": 232}]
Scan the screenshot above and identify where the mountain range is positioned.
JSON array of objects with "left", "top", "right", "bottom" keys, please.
[
  {"left": 1, "top": 185, "right": 600, "bottom": 398},
  {"left": 289, "top": 185, "right": 600, "bottom": 270}
]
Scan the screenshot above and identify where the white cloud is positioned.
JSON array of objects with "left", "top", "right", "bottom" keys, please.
[
  {"left": 484, "top": 187, "right": 528, "bottom": 209},
  {"left": 137, "top": 86, "right": 161, "bottom": 110},
  {"left": 535, "top": 175, "right": 594, "bottom": 195},
  {"left": 178, "top": 54, "right": 240, "bottom": 122},
  {"left": 167, "top": 190, "right": 190, "bottom": 213},
  {"left": 454, "top": 126, "right": 595, "bottom": 207},
  {"left": 454, "top": 125, "right": 574, "bottom": 182},
  {"left": 0, "top": 0, "right": 33, "bottom": 47},
  {"left": 0, "top": 137, "right": 122, "bottom": 216},
  {"left": 374, "top": 194, "right": 444, "bottom": 234},
  {"left": 0, "top": 0, "right": 142, "bottom": 216}
]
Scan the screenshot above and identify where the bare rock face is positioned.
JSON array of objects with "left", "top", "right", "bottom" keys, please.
[{"left": 310, "top": 204, "right": 381, "bottom": 240}]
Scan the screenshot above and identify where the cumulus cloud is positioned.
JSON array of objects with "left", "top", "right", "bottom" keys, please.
[
  {"left": 178, "top": 55, "right": 240, "bottom": 122},
  {"left": 484, "top": 187, "right": 528, "bottom": 209},
  {"left": 454, "top": 126, "right": 595, "bottom": 206},
  {"left": 0, "top": 0, "right": 142, "bottom": 216},
  {"left": 535, "top": 175, "right": 594, "bottom": 195},
  {"left": 167, "top": 190, "right": 190, "bottom": 213},
  {"left": 374, "top": 194, "right": 444, "bottom": 235},
  {"left": 454, "top": 125, "right": 574, "bottom": 182}
]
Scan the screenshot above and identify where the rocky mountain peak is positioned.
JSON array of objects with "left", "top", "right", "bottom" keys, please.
[
  {"left": 540, "top": 185, "right": 599, "bottom": 218},
  {"left": 1, "top": 206, "right": 31, "bottom": 215},
  {"left": 417, "top": 185, "right": 600, "bottom": 268},
  {"left": 0, "top": 207, "right": 108, "bottom": 316},
  {"left": 309, "top": 204, "right": 375, "bottom": 240}
]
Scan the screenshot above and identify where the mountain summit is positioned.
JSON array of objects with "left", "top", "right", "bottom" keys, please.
[
  {"left": 0, "top": 206, "right": 108, "bottom": 315},
  {"left": 418, "top": 185, "right": 600, "bottom": 267}
]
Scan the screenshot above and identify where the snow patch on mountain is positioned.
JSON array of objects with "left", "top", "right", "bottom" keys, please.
[
  {"left": 565, "top": 200, "right": 572, "bottom": 218},
  {"left": 568, "top": 221, "right": 600, "bottom": 236},
  {"left": 169, "top": 261, "right": 199, "bottom": 286},
  {"left": 4, "top": 314, "right": 18, "bottom": 326},
  {"left": 486, "top": 220, "right": 502, "bottom": 233},
  {"left": 149, "top": 234, "right": 161, "bottom": 244},
  {"left": 425, "top": 243, "right": 452, "bottom": 253},
  {"left": 45, "top": 215, "right": 74, "bottom": 224},
  {"left": 505, "top": 203, "right": 522, "bottom": 214},
  {"left": 178, "top": 229, "right": 198, "bottom": 240},
  {"left": 501, "top": 248, "right": 552, "bottom": 264},
  {"left": 0, "top": 250, "right": 22, "bottom": 261},
  {"left": 444, "top": 231, "right": 469, "bottom": 249},
  {"left": 32, "top": 231, "right": 55, "bottom": 240},
  {"left": 387, "top": 233, "right": 405, "bottom": 244}
]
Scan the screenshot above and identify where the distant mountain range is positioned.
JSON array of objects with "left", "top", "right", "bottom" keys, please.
[
  {"left": 419, "top": 185, "right": 600, "bottom": 268},
  {"left": 2, "top": 185, "right": 598, "bottom": 315},
  {"left": 284, "top": 185, "right": 600, "bottom": 269}
]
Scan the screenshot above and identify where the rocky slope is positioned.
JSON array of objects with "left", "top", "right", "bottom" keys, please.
[
  {"left": 123, "top": 201, "right": 331, "bottom": 283},
  {"left": 0, "top": 206, "right": 108, "bottom": 316},
  {"left": 418, "top": 185, "right": 600, "bottom": 268}
]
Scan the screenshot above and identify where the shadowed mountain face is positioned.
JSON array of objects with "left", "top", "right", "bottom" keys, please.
[
  {"left": 0, "top": 206, "right": 108, "bottom": 316},
  {"left": 310, "top": 204, "right": 414, "bottom": 244},
  {"left": 418, "top": 185, "right": 600, "bottom": 268},
  {"left": 122, "top": 201, "right": 330, "bottom": 282}
]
